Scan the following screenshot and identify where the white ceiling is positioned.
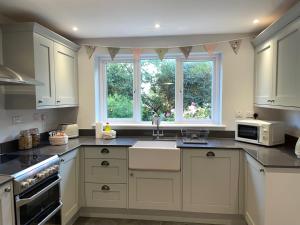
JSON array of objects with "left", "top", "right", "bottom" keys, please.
[{"left": 0, "top": 0, "right": 297, "bottom": 38}]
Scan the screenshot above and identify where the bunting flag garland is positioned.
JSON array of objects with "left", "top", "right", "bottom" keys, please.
[
  {"left": 179, "top": 46, "right": 193, "bottom": 59},
  {"left": 155, "top": 48, "right": 168, "bottom": 61},
  {"left": 85, "top": 45, "right": 97, "bottom": 59},
  {"left": 229, "top": 40, "right": 242, "bottom": 55},
  {"left": 107, "top": 47, "right": 120, "bottom": 60},
  {"left": 203, "top": 43, "right": 217, "bottom": 56},
  {"left": 133, "top": 48, "right": 142, "bottom": 61}
]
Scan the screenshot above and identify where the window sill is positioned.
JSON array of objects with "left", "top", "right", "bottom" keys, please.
[{"left": 94, "top": 123, "right": 226, "bottom": 130}]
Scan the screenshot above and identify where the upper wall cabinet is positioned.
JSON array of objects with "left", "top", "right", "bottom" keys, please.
[
  {"left": 2, "top": 22, "right": 80, "bottom": 109},
  {"left": 254, "top": 17, "right": 300, "bottom": 109}
]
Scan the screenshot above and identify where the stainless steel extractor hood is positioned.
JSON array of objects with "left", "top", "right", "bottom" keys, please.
[{"left": 0, "top": 65, "right": 43, "bottom": 85}]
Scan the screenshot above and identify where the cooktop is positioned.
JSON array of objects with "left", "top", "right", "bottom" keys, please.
[{"left": 0, "top": 152, "right": 54, "bottom": 176}]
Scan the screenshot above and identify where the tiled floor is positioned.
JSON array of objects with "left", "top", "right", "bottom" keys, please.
[{"left": 74, "top": 217, "right": 246, "bottom": 225}]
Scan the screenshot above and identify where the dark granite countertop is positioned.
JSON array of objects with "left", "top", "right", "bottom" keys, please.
[{"left": 4, "top": 136, "right": 300, "bottom": 169}]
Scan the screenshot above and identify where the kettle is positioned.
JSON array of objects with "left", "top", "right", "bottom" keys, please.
[{"left": 295, "top": 137, "right": 300, "bottom": 158}]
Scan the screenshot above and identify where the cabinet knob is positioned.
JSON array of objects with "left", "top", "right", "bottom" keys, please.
[
  {"left": 38, "top": 100, "right": 43, "bottom": 104},
  {"left": 60, "top": 159, "right": 65, "bottom": 163},
  {"left": 4, "top": 187, "right": 11, "bottom": 192},
  {"left": 101, "top": 160, "right": 110, "bottom": 167},
  {"left": 260, "top": 168, "right": 265, "bottom": 173},
  {"left": 206, "top": 151, "right": 215, "bottom": 157},
  {"left": 56, "top": 100, "right": 61, "bottom": 103},
  {"left": 130, "top": 173, "right": 134, "bottom": 177},
  {"left": 101, "top": 148, "right": 110, "bottom": 154},
  {"left": 101, "top": 185, "right": 110, "bottom": 191}
]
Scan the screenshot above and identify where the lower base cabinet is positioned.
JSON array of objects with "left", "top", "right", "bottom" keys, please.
[
  {"left": 85, "top": 183, "right": 127, "bottom": 208},
  {"left": 128, "top": 170, "right": 181, "bottom": 211},
  {"left": 245, "top": 154, "right": 265, "bottom": 225},
  {"left": 0, "top": 181, "right": 14, "bottom": 225},
  {"left": 60, "top": 149, "right": 80, "bottom": 225},
  {"left": 182, "top": 149, "right": 239, "bottom": 214}
]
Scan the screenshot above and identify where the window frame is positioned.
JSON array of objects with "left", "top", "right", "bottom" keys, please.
[{"left": 97, "top": 53, "right": 221, "bottom": 125}]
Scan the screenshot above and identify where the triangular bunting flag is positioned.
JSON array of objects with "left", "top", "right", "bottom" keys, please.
[
  {"left": 133, "top": 48, "right": 142, "bottom": 61},
  {"left": 155, "top": 48, "right": 168, "bottom": 61},
  {"left": 108, "top": 47, "right": 120, "bottom": 60},
  {"left": 203, "top": 43, "right": 217, "bottom": 56},
  {"left": 179, "top": 46, "right": 193, "bottom": 59},
  {"left": 85, "top": 45, "right": 97, "bottom": 59},
  {"left": 229, "top": 40, "right": 242, "bottom": 55}
]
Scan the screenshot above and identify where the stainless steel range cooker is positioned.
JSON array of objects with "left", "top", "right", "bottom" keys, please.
[{"left": 0, "top": 153, "right": 62, "bottom": 225}]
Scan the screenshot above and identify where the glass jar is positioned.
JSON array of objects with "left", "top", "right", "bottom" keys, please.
[
  {"left": 30, "top": 128, "right": 40, "bottom": 147},
  {"left": 19, "top": 130, "right": 32, "bottom": 150}
]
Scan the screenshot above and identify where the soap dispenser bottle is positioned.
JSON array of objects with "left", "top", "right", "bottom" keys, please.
[{"left": 295, "top": 137, "right": 300, "bottom": 158}]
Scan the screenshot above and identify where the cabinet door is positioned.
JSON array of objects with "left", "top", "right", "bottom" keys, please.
[
  {"left": 54, "top": 43, "right": 78, "bottom": 106},
  {"left": 182, "top": 149, "right": 239, "bottom": 214},
  {"left": 34, "top": 34, "right": 56, "bottom": 107},
  {"left": 254, "top": 40, "right": 274, "bottom": 105},
  {"left": 129, "top": 170, "right": 181, "bottom": 211},
  {"left": 60, "top": 149, "right": 79, "bottom": 225},
  {"left": 85, "top": 183, "right": 127, "bottom": 208},
  {"left": 85, "top": 158, "right": 127, "bottom": 183},
  {"left": 245, "top": 155, "right": 265, "bottom": 225},
  {"left": 0, "top": 182, "right": 14, "bottom": 225},
  {"left": 273, "top": 18, "right": 300, "bottom": 107}
]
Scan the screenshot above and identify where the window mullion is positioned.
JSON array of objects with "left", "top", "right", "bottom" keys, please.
[
  {"left": 133, "top": 59, "right": 141, "bottom": 123},
  {"left": 175, "top": 57, "right": 183, "bottom": 122}
]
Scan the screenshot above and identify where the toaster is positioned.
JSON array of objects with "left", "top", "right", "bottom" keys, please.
[{"left": 57, "top": 123, "right": 79, "bottom": 138}]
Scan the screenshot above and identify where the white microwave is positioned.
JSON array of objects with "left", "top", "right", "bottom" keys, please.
[{"left": 235, "top": 119, "right": 285, "bottom": 146}]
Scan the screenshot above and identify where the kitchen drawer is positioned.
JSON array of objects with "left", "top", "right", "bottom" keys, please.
[
  {"left": 84, "top": 147, "right": 127, "bottom": 159},
  {"left": 85, "top": 183, "right": 127, "bottom": 208},
  {"left": 85, "top": 158, "right": 127, "bottom": 183}
]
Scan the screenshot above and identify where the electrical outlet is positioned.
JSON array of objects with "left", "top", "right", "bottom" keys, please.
[
  {"left": 235, "top": 111, "right": 243, "bottom": 119},
  {"left": 246, "top": 111, "right": 254, "bottom": 118},
  {"left": 12, "top": 115, "right": 23, "bottom": 124}
]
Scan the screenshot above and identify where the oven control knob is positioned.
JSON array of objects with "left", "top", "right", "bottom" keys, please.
[
  {"left": 53, "top": 165, "right": 59, "bottom": 171},
  {"left": 27, "top": 178, "right": 35, "bottom": 185},
  {"left": 50, "top": 167, "right": 56, "bottom": 173},
  {"left": 36, "top": 172, "right": 45, "bottom": 179},
  {"left": 21, "top": 181, "right": 29, "bottom": 189}
]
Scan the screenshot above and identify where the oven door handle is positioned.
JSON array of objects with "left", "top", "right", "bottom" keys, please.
[
  {"left": 38, "top": 200, "right": 63, "bottom": 225},
  {"left": 16, "top": 176, "right": 61, "bottom": 207}
]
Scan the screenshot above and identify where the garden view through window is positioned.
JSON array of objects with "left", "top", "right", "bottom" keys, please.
[{"left": 102, "top": 54, "right": 220, "bottom": 124}]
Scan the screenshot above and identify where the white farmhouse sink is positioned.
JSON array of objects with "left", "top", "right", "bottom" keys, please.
[{"left": 129, "top": 141, "right": 180, "bottom": 171}]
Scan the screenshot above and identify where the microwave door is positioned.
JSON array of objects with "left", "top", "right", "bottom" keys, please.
[{"left": 237, "top": 124, "right": 260, "bottom": 143}]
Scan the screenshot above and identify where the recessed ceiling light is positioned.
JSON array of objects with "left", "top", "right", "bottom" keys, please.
[
  {"left": 155, "top": 23, "right": 160, "bottom": 29},
  {"left": 72, "top": 26, "right": 78, "bottom": 31},
  {"left": 253, "top": 19, "right": 260, "bottom": 24}
]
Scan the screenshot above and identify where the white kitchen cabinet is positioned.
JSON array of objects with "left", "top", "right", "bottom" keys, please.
[
  {"left": 34, "top": 33, "right": 56, "bottom": 107},
  {"left": 60, "top": 149, "right": 79, "bottom": 225},
  {"left": 245, "top": 154, "right": 300, "bottom": 225},
  {"left": 273, "top": 18, "right": 300, "bottom": 107},
  {"left": 244, "top": 154, "right": 265, "bottom": 225},
  {"left": 0, "top": 181, "right": 14, "bottom": 225},
  {"left": 254, "top": 40, "right": 274, "bottom": 105},
  {"left": 2, "top": 22, "right": 80, "bottom": 109},
  {"left": 85, "top": 158, "right": 127, "bottom": 183},
  {"left": 54, "top": 43, "right": 78, "bottom": 106},
  {"left": 254, "top": 18, "right": 300, "bottom": 108},
  {"left": 182, "top": 149, "right": 239, "bottom": 214},
  {"left": 85, "top": 183, "right": 127, "bottom": 208},
  {"left": 128, "top": 170, "right": 181, "bottom": 211}
]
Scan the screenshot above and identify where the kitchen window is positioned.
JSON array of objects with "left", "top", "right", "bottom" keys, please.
[{"left": 97, "top": 54, "right": 221, "bottom": 125}]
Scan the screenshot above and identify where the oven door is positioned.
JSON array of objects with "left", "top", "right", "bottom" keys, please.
[
  {"left": 15, "top": 174, "right": 62, "bottom": 225},
  {"left": 236, "top": 124, "right": 261, "bottom": 144}
]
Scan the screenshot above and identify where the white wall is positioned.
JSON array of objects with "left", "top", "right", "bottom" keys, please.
[
  {"left": 77, "top": 35, "right": 255, "bottom": 131},
  {"left": 255, "top": 107, "right": 300, "bottom": 137},
  {"left": 0, "top": 14, "right": 77, "bottom": 143}
]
